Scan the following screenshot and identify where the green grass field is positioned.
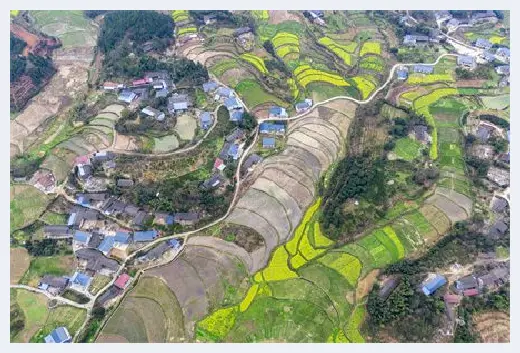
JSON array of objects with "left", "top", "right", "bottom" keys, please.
[
  {"left": 393, "top": 137, "right": 423, "bottom": 161},
  {"left": 10, "top": 185, "right": 52, "bottom": 233},
  {"left": 20, "top": 256, "right": 74, "bottom": 287},
  {"left": 235, "top": 79, "right": 288, "bottom": 109}
]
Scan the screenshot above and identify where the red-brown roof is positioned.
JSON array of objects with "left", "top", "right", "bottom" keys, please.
[
  {"left": 114, "top": 274, "right": 130, "bottom": 289},
  {"left": 463, "top": 289, "right": 479, "bottom": 297},
  {"left": 132, "top": 78, "right": 147, "bottom": 86},
  {"left": 75, "top": 155, "right": 90, "bottom": 165},
  {"left": 444, "top": 294, "right": 460, "bottom": 303},
  {"left": 214, "top": 158, "right": 224, "bottom": 169},
  {"left": 103, "top": 82, "right": 118, "bottom": 88}
]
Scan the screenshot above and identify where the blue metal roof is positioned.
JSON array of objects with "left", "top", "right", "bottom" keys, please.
[
  {"left": 497, "top": 47, "right": 510, "bottom": 57},
  {"left": 98, "top": 236, "right": 115, "bottom": 254},
  {"left": 224, "top": 97, "right": 241, "bottom": 109},
  {"left": 422, "top": 275, "right": 447, "bottom": 295},
  {"left": 166, "top": 215, "right": 174, "bottom": 225},
  {"left": 203, "top": 81, "right": 218, "bottom": 92},
  {"left": 397, "top": 69, "right": 408, "bottom": 79},
  {"left": 134, "top": 230, "right": 159, "bottom": 242},
  {"left": 77, "top": 196, "right": 88, "bottom": 206},
  {"left": 217, "top": 87, "right": 232, "bottom": 96},
  {"left": 200, "top": 112, "right": 212, "bottom": 123},
  {"left": 413, "top": 65, "right": 434, "bottom": 74},
  {"left": 476, "top": 38, "right": 492, "bottom": 48},
  {"left": 45, "top": 327, "right": 71, "bottom": 343},
  {"left": 259, "top": 123, "right": 285, "bottom": 132},
  {"left": 72, "top": 272, "right": 91, "bottom": 287},
  {"left": 262, "top": 137, "right": 276, "bottom": 147},
  {"left": 74, "top": 230, "right": 91, "bottom": 244},
  {"left": 67, "top": 213, "right": 77, "bottom": 226},
  {"left": 168, "top": 239, "right": 181, "bottom": 249},
  {"left": 114, "top": 231, "right": 130, "bottom": 244},
  {"left": 228, "top": 144, "right": 240, "bottom": 158},
  {"left": 269, "top": 106, "right": 285, "bottom": 115},
  {"left": 230, "top": 110, "right": 244, "bottom": 121}
]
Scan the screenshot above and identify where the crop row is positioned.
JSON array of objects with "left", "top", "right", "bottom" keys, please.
[{"left": 240, "top": 53, "right": 268, "bottom": 74}]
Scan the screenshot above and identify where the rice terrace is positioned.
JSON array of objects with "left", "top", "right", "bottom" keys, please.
[{"left": 10, "top": 8, "right": 510, "bottom": 344}]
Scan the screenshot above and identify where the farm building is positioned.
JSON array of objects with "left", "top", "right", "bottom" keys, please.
[
  {"left": 203, "top": 14, "right": 217, "bottom": 25},
  {"left": 214, "top": 157, "right": 226, "bottom": 171},
  {"left": 413, "top": 65, "right": 434, "bottom": 74},
  {"left": 75, "top": 248, "right": 119, "bottom": 276},
  {"left": 414, "top": 125, "right": 429, "bottom": 142},
  {"left": 475, "top": 125, "right": 494, "bottom": 141},
  {"left": 242, "top": 154, "right": 263, "bottom": 173},
  {"left": 92, "top": 151, "right": 114, "bottom": 163},
  {"left": 259, "top": 122, "right": 286, "bottom": 135},
  {"left": 227, "top": 143, "right": 243, "bottom": 160},
  {"left": 475, "top": 38, "right": 492, "bottom": 49},
  {"left": 456, "top": 275, "right": 478, "bottom": 291},
  {"left": 444, "top": 294, "right": 460, "bottom": 304},
  {"left": 487, "top": 167, "right": 510, "bottom": 187},
  {"left": 262, "top": 137, "right": 276, "bottom": 149},
  {"left": 118, "top": 90, "right": 137, "bottom": 103},
  {"left": 98, "top": 236, "right": 115, "bottom": 256},
  {"left": 225, "top": 96, "right": 242, "bottom": 110},
  {"left": 488, "top": 220, "right": 508, "bottom": 238},
  {"left": 73, "top": 230, "right": 92, "bottom": 247},
  {"left": 117, "top": 179, "right": 134, "bottom": 188},
  {"left": 77, "top": 164, "right": 93, "bottom": 179},
  {"left": 463, "top": 288, "right": 479, "bottom": 297},
  {"left": 269, "top": 106, "right": 288, "bottom": 118},
  {"left": 202, "top": 174, "right": 225, "bottom": 190},
  {"left": 396, "top": 67, "right": 409, "bottom": 80},
  {"left": 70, "top": 272, "right": 92, "bottom": 291},
  {"left": 491, "top": 196, "right": 508, "bottom": 212},
  {"left": 295, "top": 98, "right": 313, "bottom": 113},
  {"left": 134, "top": 230, "right": 159, "bottom": 242},
  {"left": 174, "top": 213, "right": 199, "bottom": 226},
  {"left": 378, "top": 277, "right": 400, "bottom": 300},
  {"left": 496, "top": 47, "right": 510, "bottom": 62},
  {"left": 133, "top": 211, "right": 151, "bottom": 226},
  {"left": 155, "top": 88, "right": 169, "bottom": 98},
  {"left": 44, "top": 327, "right": 72, "bottom": 343},
  {"left": 153, "top": 213, "right": 174, "bottom": 226},
  {"left": 44, "top": 225, "right": 73, "bottom": 238},
  {"left": 226, "top": 128, "right": 246, "bottom": 142},
  {"left": 496, "top": 65, "right": 510, "bottom": 75},
  {"left": 471, "top": 11, "right": 497, "bottom": 25},
  {"left": 230, "top": 109, "right": 244, "bottom": 122},
  {"left": 216, "top": 86, "right": 234, "bottom": 98},
  {"left": 168, "top": 94, "right": 191, "bottom": 114},
  {"left": 234, "top": 27, "right": 253, "bottom": 37},
  {"left": 142, "top": 106, "right": 165, "bottom": 121},
  {"left": 132, "top": 87, "right": 149, "bottom": 100},
  {"left": 38, "top": 276, "right": 69, "bottom": 296},
  {"left": 203, "top": 81, "right": 218, "bottom": 93},
  {"left": 457, "top": 55, "right": 476, "bottom": 69},
  {"left": 114, "top": 274, "right": 131, "bottom": 290},
  {"left": 218, "top": 142, "right": 233, "bottom": 160},
  {"left": 199, "top": 112, "right": 213, "bottom": 129},
  {"left": 422, "top": 274, "right": 447, "bottom": 295},
  {"left": 103, "top": 82, "right": 119, "bottom": 90},
  {"left": 403, "top": 34, "right": 430, "bottom": 46}
]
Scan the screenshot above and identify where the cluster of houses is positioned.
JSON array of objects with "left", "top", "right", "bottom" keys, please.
[
  {"left": 403, "top": 30, "right": 441, "bottom": 47},
  {"left": 259, "top": 121, "right": 286, "bottom": 149},
  {"left": 105, "top": 71, "right": 176, "bottom": 105},
  {"left": 435, "top": 10, "right": 499, "bottom": 31},
  {"left": 304, "top": 10, "right": 325, "bottom": 26},
  {"left": 73, "top": 151, "right": 117, "bottom": 192}
]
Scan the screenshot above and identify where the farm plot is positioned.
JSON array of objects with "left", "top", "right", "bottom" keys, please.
[
  {"left": 435, "top": 187, "right": 473, "bottom": 215},
  {"left": 40, "top": 152, "right": 74, "bottom": 182},
  {"left": 317, "top": 252, "right": 361, "bottom": 286},
  {"left": 481, "top": 95, "right": 510, "bottom": 110},
  {"left": 172, "top": 10, "right": 189, "bottom": 23},
  {"left": 272, "top": 32, "right": 300, "bottom": 60},
  {"left": 88, "top": 275, "right": 111, "bottom": 295},
  {"left": 318, "top": 37, "right": 356, "bottom": 66},
  {"left": 252, "top": 10, "right": 269, "bottom": 21},
  {"left": 407, "top": 74, "right": 455, "bottom": 85},
  {"left": 419, "top": 205, "right": 451, "bottom": 239},
  {"left": 20, "top": 256, "right": 75, "bottom": 287},
  {"left": 240, "top": 53, "right": 268, "bottom": 74},
  {"left": 10, "top": 185, "right": 52, "bottom": 233},
  {"left": 177, "top": 26, "right": 197, "bottom": 36},
  {"left": 10, "top": 248, "right": 30, "bottom": 285},
  {"left": 351, "top": 75, "right": 376, "bottom": 100},
  {"left": 235, "top": 79, "right": 288, "bottom": 110},
  {"left": 174, "top": 115, "right": 197, "bottom": 140},
  {"left": 393, "top": 137, "right": 423, "bottom": 161},
  {"left": 425, "top": 194, "right": 468, "bottom": 223},
  {"left": 357, "top": 235, "right": 393, "bottom": 269},
  {"left": 359, "top": 41, "right": 381, "bottom": 56},
  {"left": 381, "top": 104, "right": 408, "bottom": 119},
  {"left": 11, "top": 288, "right": 86, "bottom": 343},
  {"left": 359, "top": 55, "right": 385, "bottom": 72},
  {"left": 402, "top": 210, "right": 435, "bottom": 238},
  {"left": 294, "top": 65, "right": 350, "bottom": 88},
  {"left": 153, "top": 135, "right": 180, "bottom": 153},
  {"left": 474, "top": 311, "right": 510, "bottom": 343},
  {"left": 99, "top": 276, "right": 186, "bottom": 343}
]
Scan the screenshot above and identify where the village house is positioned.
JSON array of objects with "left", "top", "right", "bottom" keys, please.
[
  {"left": 76, "top": 164, "right": 93, "bottom": 180},
  {"left": 141, "top": 243, "right": 171, "bottom": 262},
  {"left": 422, "top": 274, "right": 446, "bottom": 295},
  {"left": 491, "top": 196, "right": 508, "bottom": 213},
  {"left": 234, "top": 26, "right": 253, "bottom": 37},
  {"left": 241, "top": 154, "right": 263, "bottom": 174},
  {"left": 92, "top": 151, "right": 114, "bottom": 164},
  {"left": 133, "top": 210, "right": 151, "bottom": 226},
  {"left": 444, "top": 293, "right": 461, "bottom": 304},
  {"left": 259, "top": 122, "right": 286, "bottom": 135},
  {"left": 463, "top": 288, "right": 479, "bottom": 297},
  {"left": 44, "top": 327, "right": 72, "bottom": 343},
  {"left": 73, "top": 230, "right": 92, "bottom": 248},
  {"left": 470, "top": 11, "right": 498, "bottom": 25},
  {"left": 475, "top": 124, "right": 495, "bottom": 142},
  {"left": 403, "top": 34, "right": 431, "bottom": 46},
  {"left": 75, "top": 248, "right": 119, "bottom": 277},
  {"left": 481, "top": 51, "right": 495, "bottom": 63},
  {"left": 378, "top": 277, "right": 400, "bottom": 300},
  {"left": 269, "top": 106, "right": 288, "bottom": 119},
  {"left": 118, "top": 90, "right": 137, "bottom": 104},
  {"left": 101, "top": 198, "right": 127, "bottom": 216},
  {"left": 134, "top": 230, "right": 159, "bottom": 242},
  {"left": 153, "top": 213, "right": 174, "bottom": 226},
  {"left": 227, "top": 143, "right": 243, "bottom": 160},
  {"left": 103, "top": 82, "right": 120, "bottom": 91},
  {"left": 168, "top": 93, "right": 191, "bottom": 114},
  {"left": 131, "top": 78, "right": 148, "bottom": 87},
  {"left": 262, "top": 137, "right": 276, "bottom": 149},
  {"left": 230, "top": 109, "right": 244, "bottom": 122},
  {"left": 69, "top": 271, "right": 92, "bottom": 292},
  {"left": 117, "top": 178, "right": 134, "bottom": 188},
  {"left": 475, "top": 38, "right": 493, "bottom": 50},
  {"left": 203, "top": 14, "right": 217, "bottom": 25},
  {"left": 114, "top": 273, "right": 131, "bottom": 290},
  {"left": 202, "top": 174, "right": 225, "bottom": 190},
  {"left": 218, "top": 142, "right": 233, "bottom": 160},
  {"left": 478, "top": 266, "right": 509, "bottom": 289},
  {"left": 43, "top": 225, "right": 73, "bottom": 239},
  {"left": 495, "top": 47, "right": 510, "bottom": 63},
  {"left": 142, "top": 106, "right": 165, "bottom": 121},
  {"left": 488, "top": 220, "right": 508, "bottom": 238},
  {"left": 295, "top": 98, "right": 313, "bottom": 113},
  {"left": 225, "top": 96, "right": 243, "bottom": 110},
  {"left": 414, "top": 125, "right": 430, "bottom": 143},
  {"left": 155, "top": 88, "right": 169, "bottom": 98},
  {"left": 31, "top": 169, "right": 56, "bottom": 193},
  {"left": 214, "top": 157, "right": 226, "bottom": 171},
  {"left": 495, "top": 65, "right": 510, "bottom": 75},
  {"left": 132, "top": 87, "right": 149, "bottom": 101},
  {"left": 456, "top": 275, "right": 478, "bottom": 292},
  {"left": 174, "top": 213, "right": 199, "bottom": 226},
  {"left": 413, "top": 65, "right": 434, "bottom": 74},
  {"left": 38, "top": 275, "right": 69, "bottom": 296},
  {"left": 396, "top": 67, "right": 409, "bottom": 80},
  {"left": 435, "top": 11, "right": 452, "bottom": 23},
  {"left": 457, "top": 55, "right": 477, "bottom": 69},
  {"left": 203, "top": 81, "right": 218, "bottom": 93},
  {"left": 226, "top": 128, "right": 246, "bottom": 143},
  {"left": 215, "top": 86, "right": 234, "bottom": 99},
  {"left": 199, "top": 111, "right": 213, "bottom": 129},
  {"left": 487, "top": 166, "right": 510, "bottom": 187},
  {"left": 470, "top": 144, "right": 495, "bottom": 160}
]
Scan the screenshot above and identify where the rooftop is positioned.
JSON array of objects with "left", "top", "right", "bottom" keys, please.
[
  {"left": 133, "top": 230, "right": 159, "bottom": 242},
  {"left": 114, "top": 274, "right": 130, "bottom": 289}
]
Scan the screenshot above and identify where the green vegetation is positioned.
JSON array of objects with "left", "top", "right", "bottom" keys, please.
[
  {"left": 235, "top": 79, "right": 288, "bottom": 109},
  {"left": 393, "top": 137, "right": 423, "bottom": 161},
  {"left": 318, "top": 37, "right": 357, "bottom": 66},
  {"left": 20, "top": 256, "right": 73, "bottom": 287},
  {"left": 10, "top": 185, "right": 51, "bottom": 233},
  {"left": 240, "top": 53, "right": 268, "bottom": 74}
]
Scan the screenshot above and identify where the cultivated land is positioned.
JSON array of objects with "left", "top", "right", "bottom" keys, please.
[{"left": 10, "top": 9, "right": 510, "bottom": 344}]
